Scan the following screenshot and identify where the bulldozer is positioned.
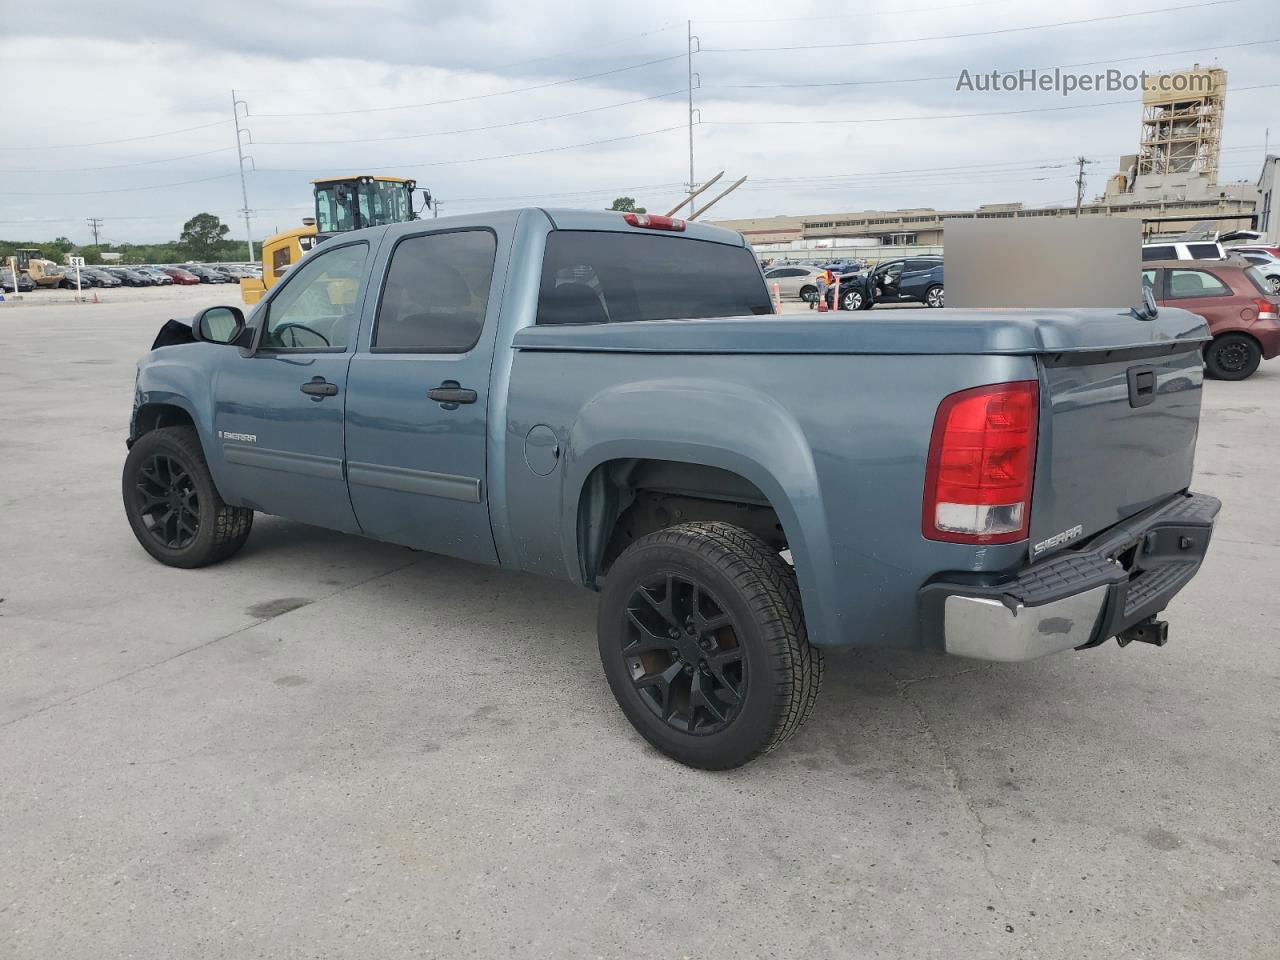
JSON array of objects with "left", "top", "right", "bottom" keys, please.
[
  {"left": 14, "top": 249, "right": 66, "bottom": 289},
  {"left": 241, "top": 175, "right": 422, "bottom": 305}
]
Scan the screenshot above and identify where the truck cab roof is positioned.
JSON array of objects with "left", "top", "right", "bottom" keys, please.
[{"left": 351, "top": 208, "right": 749, "bottom": 249}]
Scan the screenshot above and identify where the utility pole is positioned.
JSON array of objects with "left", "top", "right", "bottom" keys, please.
[
  {"left": 231, "top": 89, "right": 255, "bottom": 263},
  {"left": 686, "top": 20, "right": 699, "bottom": 194},
  {"left": 86, "top": 217, "right": 103, "bottom": 245},
  {"left": 1074, "top": 156, "right": 1090, "bottom": 217}
]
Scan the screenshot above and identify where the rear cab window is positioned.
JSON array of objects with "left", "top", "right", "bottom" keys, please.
[
  {"left": 1142, "top": 245, "right": 1176, "bottom": 262},
  {"left": 536, "top": 231, "right": 772, "bottom": 325}
]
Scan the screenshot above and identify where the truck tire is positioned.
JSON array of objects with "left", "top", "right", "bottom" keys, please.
[
  {"left": 924, "top": 284, "right": 945, "bottom": 308},
  {"left": 122, "top": 426, "right": 253, "bottom": 568},
  {"left": 1204, "top": 333, "right": 1261, "bottom": 381},
  {"left": 799, "top": 285, "right": 817, "bottom": 303},
  {"left": 597, "top": 522, "right": 822, "bottom": 769}
]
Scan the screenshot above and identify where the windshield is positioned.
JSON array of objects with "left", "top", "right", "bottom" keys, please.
[
  {"left": 357, "top": 180, "right": 412, "bottom": 227},
  {"left": 315, "top": 183, "right": 356, "bottom": 233}
]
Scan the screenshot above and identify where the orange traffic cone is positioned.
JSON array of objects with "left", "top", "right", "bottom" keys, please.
[{"left": 817, "top": 296, "right": 829, "bottom": 313}]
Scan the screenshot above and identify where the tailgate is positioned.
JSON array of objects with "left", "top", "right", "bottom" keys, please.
[{"left": 1030, "top": 320, "right": 1208, "bottom": 561}]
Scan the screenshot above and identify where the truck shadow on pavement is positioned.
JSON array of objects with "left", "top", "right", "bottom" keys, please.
[{"left": 233, "top": 516, "right": 1099, "bottom": 781}]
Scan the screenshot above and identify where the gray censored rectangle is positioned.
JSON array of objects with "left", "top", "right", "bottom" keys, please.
[{"left": 944, "top": 218, "right": 1141, "bottom": 309}]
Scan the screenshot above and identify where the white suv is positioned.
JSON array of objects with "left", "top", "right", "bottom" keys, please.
[{"left": 1141, "top": 240, "right": 1226, "bottom": 262}]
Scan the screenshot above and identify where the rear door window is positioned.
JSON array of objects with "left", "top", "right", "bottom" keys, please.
[
  {"left": 1167, "top": 269, "right": 1232, "bottom": 299},
  {"left": 537, "top": 231, "right": 772, "bottom": 324},
  {"left": 372, "top": 230, "right": 497, "bottom": 352}
]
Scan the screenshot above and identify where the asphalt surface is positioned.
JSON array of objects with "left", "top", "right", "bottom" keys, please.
[{"left": 1, "top": 287, "right": 1276, "bottom": 959}]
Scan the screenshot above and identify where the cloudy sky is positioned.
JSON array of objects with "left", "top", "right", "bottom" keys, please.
[{"left": 0, "top": 0, "right": 1274, "bottom": 244}]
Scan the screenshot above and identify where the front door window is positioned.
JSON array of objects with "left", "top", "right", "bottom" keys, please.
[{"left": 261, "top": 243, "right": 369, "bottom": 351}]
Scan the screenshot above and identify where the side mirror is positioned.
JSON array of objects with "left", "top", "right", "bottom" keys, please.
[{"left": 193, "top": 305, "right": 247, "bottom": 345}]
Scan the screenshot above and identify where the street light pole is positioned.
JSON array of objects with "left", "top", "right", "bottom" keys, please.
[{"left": 231, "top": 89, "right": 255, "bottom": 263}]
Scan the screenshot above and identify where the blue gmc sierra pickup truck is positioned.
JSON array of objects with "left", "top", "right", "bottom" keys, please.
[{"left": 123, "top": 208, "right": 1220, "bottom": 768}]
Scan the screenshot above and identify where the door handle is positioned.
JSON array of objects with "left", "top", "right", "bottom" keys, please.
[
  {"left": 300, "top": 377, "right": 339, "bottom": 398},
  {"left": 428, "top": 382, "right": 477, "bottom": 405}
]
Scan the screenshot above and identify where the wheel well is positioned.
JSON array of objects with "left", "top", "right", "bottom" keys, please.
[
  {"left": 1210, "top": 330, "right": 1261, "bottom": 349},
  {"left": 577, "top": 458, "right": 786, "bottom": 588},
  {"left": 131, "top": 403, "right": 195, "bottom": 442}
]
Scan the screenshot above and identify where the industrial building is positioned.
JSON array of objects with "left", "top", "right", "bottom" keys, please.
[{"left": 714, "top": 66, "right": 1264, "bottom": 261}]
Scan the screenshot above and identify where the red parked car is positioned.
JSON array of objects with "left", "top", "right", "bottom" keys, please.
[
  {"left": 1144, "top": 258, "right": 1280, "bottom": 380},
  {"left": 161, "top": 266, "right": 201, "bottom": 285}
]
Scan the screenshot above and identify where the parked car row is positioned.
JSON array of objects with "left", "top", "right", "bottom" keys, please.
[
  {"left": 35, "top": 263, "right": 262, "bottom": 289},
  {"left": 1, "top": 267, "right": 36, "bottom": 293},
  {"left": 765, "top": 247, "right": 1276, "bottom": 381}
]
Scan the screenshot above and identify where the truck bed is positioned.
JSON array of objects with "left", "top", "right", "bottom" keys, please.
[{"left": 506, "top": 305, "right": 1211, "bottom": 649}]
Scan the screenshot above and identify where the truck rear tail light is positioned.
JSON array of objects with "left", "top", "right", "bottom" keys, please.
[
  {"left": 623, "top": 212, "right": 686, "bottom": 232},
  {"left": 1253, "top": 298, "right": 1279, "bottom": 322},
  {"left": 922, "top": 380, "right": 1039, "bottom": 544}
]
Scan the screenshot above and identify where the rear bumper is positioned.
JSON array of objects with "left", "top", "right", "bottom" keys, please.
[
  {"left": 920, "top": 492, "right": 1220, "bottom": 662},
  {"left": 1251, "top": 321, "right": 1280, "bottom": 360}
]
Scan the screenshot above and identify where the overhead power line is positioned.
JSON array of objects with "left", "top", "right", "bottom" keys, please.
[
  {"left": 254, "top": 89, "right": 688, "bottom": 146},
  {"left": 706, "top": 82, "right": 1280, "bottom": 127},
  {"left": 257, "top": 124, "right": 686, "bottom": 174},
  {"left": 700, "top": 0, "right": 1242, "bottom": 53},
  {"left": 251, "top": 53, "right": 686, "bottom": 119},
  {"left": 0, "top": 172, "right": 241, "bottom": 198},
  {"left": 722, "top": 37, "right": 1280, "bottom": 89},
  {"left": 695, "top": 0, "right": 1001, "bottom": 21},
  {"left": 0, "top": 206, "right": 309, "bottom": 226},
  {"left": 0, "top": 146, "right": 236, "bottom": 175},
  {"left": 0, "top": 119, "right": 232, "bottom": 152},
  {"left": 749, "top": 158, "right": 1077, "bottom": 185}
]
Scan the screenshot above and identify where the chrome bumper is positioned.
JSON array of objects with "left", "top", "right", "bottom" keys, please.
[
  {"left": 924, "top": 492, "right": 1221, "bottom": 663},
  {"left": 943, "top": 586, "right": 1109, "bottom": 662}
]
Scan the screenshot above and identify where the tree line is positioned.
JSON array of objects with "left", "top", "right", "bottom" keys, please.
[{"left": 1, "top": 213, "right": 249, "bottom": 266}]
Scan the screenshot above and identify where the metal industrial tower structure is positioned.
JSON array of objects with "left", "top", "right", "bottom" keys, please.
[{"left": 1136, "top": 66, "right": 1226, "bottom": 181}]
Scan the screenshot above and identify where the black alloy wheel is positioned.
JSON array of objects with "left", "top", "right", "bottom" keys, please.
[
  {"left": 597, "top": 522, "right": 823, "bottom": 769},
  {"left": 134, "top": 453, "right": 201, "bottom": 549},
  {"left": 622, "top": 572, "right": 746, "bottom": 736},
  {"left": 122, "top": 426, "right": 253, "bottom": 567}
]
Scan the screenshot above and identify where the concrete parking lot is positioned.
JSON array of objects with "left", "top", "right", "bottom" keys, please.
[{"left": 1, "top": 288, "right": 1277, "bottom": 959}]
